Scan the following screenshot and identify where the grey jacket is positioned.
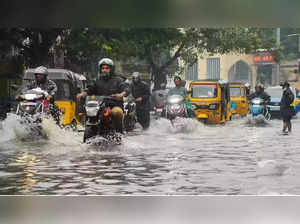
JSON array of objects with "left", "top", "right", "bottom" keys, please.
[{"left": 23, "top": 79, "right": 58, "bottom": 96}]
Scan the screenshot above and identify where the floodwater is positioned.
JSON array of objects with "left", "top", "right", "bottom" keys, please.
[{"left": 0, "top": 113, "right": 300, "bottom": 195}]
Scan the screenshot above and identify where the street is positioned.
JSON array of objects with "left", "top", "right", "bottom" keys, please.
[{"left": 0, "top": 113, "right": 299, "bottom": 195}]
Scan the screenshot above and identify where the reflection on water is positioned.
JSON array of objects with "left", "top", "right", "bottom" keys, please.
[{"left": 0, "top": 113, "right": 300, "bottom": 195}]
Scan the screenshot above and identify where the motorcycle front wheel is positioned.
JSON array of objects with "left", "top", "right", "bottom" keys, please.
[{"left": 83, "top": 125, "right": 98, "bottom": 143}]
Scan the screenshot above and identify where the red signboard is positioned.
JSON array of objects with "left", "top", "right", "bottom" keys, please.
[{"left": 253, "top": 53, "right": 275, "bottom": 65}]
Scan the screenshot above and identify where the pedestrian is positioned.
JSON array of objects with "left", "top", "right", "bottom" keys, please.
[
  {"left": 131, "top": 72, "right": 151, "bottom": 130},
  {"left": 280, "top": 81, "right": 295, "bottom": 134}
]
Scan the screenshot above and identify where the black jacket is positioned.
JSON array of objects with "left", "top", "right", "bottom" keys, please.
[
  {"left": 248, "top": 91, "right": 270, "bottom": 103},
  {"left": 280, "top": 88, "right": 294, "bottom": 109},
  {"left": 86, "top": 74, "right": 130, "bottom": 107},
  {"left": 280, "top": 87, "right": 295, "bottom": 118},
  {"left": 131, "top": 81, "right": 150, "bottom": 110}
]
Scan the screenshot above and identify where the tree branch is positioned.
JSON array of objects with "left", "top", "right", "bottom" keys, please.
[{"left": 159, "top": 41, "right": 185, "bottom": 73}]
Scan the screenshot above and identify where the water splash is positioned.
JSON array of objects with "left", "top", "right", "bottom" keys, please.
[{"left": 245, "top": 114, "right": 270, "bottom": 127}]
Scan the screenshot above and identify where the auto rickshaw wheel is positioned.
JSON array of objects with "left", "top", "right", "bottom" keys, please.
[{"left": 198, "top": 118, "right": 207, "bottom": 124}]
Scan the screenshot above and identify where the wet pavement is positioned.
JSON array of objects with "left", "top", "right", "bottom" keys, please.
[{"left": 0, "top": 113, "right": 300, "bottom": 195}]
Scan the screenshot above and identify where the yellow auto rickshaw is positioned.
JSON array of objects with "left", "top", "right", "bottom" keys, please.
[
  {"left": 188, "top": 79, "right": 232, "bottom": 124},
  {"left": 229, "top": 82, "right": 249, "bottom": 116},
  {"left": 23, "top": 68, "right": 84, "bottom": 129}
]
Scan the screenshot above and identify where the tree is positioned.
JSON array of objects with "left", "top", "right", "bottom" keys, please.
[
  {"left": 0, "top": 28, "right": 63, "bottom": 68},
  {"left": 62, "top": 28, "right": 123, "bottom": 76},
  {"left": 116, "top": 28, "right": 276, "bottom": 89}
]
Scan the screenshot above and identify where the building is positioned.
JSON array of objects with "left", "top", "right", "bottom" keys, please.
[{"left": 184, "top": 51, "right": 279, "bottom": 89}]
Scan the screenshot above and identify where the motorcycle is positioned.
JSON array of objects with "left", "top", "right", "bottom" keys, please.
[
  {"left": 152, "top": 90, "right": 168, "bottom": 119},
  {"left": 123, "top": 96, "right": 137, "bottom": 132},
  {"left": 83, "top": 95, "right": 122, "bottom": 143},
  {"left": 16, "top": 88, "right": 50, "bottom": 136},
  {"left": 153, "top": 103, "right": 165, "bottom": 119},
  {"left": 249, "top": 97, "right": 271, "bottom": 121}
]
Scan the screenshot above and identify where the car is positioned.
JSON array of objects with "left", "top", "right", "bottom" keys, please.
[{"left": 265, "top": 86, "right": 300, "bottom": 118}]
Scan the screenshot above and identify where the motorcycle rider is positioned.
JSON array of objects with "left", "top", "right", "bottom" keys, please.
[
  {"left": 248, "top": 83, "right": 270, "bottom": 116},
  {"left": 130, "top": 72, "right": 151, "bottom": 130},
  {"left": 76, "top": 58, "right": 130, "bottom": 133},
  {"left": 17, "top": 66, "right": 61, "bottom": 125}
]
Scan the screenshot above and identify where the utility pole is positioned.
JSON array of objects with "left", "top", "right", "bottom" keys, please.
[{"left": 275, "top": 28, "right": 280, "bottom": 85}]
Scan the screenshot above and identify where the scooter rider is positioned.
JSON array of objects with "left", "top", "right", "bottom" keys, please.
[
  {"left": 168, "top": 76, "right": 195, "bottom": 118},
  {"left": 131, "top": 72, "right": 151, "bottom": 130},
  {"left": 168, "top": 76, "right": 188, "bottom": 98},
  {"left": 17, "top": 66, "right": 61, "bottom": 125},
  {"left": 248, "top": 83, "right": 270, "bottom": 103},
  {"left": 77, "top": 58, "right": 130, "bottom": 133},
  {"left": 248, "top": 83, "right": 270, "bottom": 116}
]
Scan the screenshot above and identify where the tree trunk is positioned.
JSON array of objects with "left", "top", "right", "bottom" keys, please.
[{"left": 152, "top": 67, "right": 167, "bottom": 90}]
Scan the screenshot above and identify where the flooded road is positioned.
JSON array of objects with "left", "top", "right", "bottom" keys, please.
[{"left": 0, "top": 113, "right": 299, "bottom": 195}]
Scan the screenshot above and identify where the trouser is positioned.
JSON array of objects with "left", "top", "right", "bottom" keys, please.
[
  {"left": 136, "top": 108, "right": 150, "bottom": 129},
  {"left": 49, "top": 103, "right": 61, "bottom": 125},
  {"left": 111, "top": 106, "right": 124, "bottom": 133}
]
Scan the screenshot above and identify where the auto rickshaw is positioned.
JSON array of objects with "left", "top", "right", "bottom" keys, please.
[
  {"left": 229, "top": 82, "right": 249, "bottom": 116},
  {"left": 23, "top": 68, "right": 84, "bottom": 129},
  {"left": 188, "top": 79, "right": 232, "bottom": 124}
]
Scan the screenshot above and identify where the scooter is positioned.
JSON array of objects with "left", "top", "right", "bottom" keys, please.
[
  {"left": 249, "top": 97, "right": 271, "bottom": 121},
  {"left": 16, "top": 88, "right": 50, "bottom": 136}
]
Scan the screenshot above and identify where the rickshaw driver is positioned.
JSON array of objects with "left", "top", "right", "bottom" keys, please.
[{"left": 76, "top": 58, "right": 130, "bottom": 133}]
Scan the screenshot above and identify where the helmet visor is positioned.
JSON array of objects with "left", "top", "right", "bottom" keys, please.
[{"left": 35, "top": 73, "right": 45, "bottom": 78}]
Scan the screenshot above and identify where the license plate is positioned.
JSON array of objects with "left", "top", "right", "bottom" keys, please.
[
  {"left": 269, "top": 106, "right": 280, "bottom": 111},
  {"left": 156, "top": 108, "right": 163, "bottom": 112}
]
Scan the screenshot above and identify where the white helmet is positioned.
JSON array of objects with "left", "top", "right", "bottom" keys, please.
[
  {"left": 98, "top": 58, "right": 114, "bottom": 68},
  {"left": 34, "top": 66, "right": 48, "bottom": 75},
  {"left": 34, "top": 66, "right": 48, "bottom": 84},
  {"left": 98, "top": 58, "right": 114, "bottom": 79},
  {"left": 132, "top": 72, "right": 140, "bottom": 83}
]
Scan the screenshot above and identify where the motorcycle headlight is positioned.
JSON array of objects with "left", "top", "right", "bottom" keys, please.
[
  {"left": 170, "top": 104, "right": 181, "bottom": 110},
  {"left": 85, "top": 106, "right": 99, "bottom": 117}
]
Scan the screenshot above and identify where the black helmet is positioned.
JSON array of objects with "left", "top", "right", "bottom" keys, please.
[
  {"left": 280, "top": 80, "right": 290, "bottom": 88},
  {"left": 34, "top": 66, "right": 48, "bottom": 84},
  {"left": 255, "top": 83, "right": 264, "bottom": 91}
]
